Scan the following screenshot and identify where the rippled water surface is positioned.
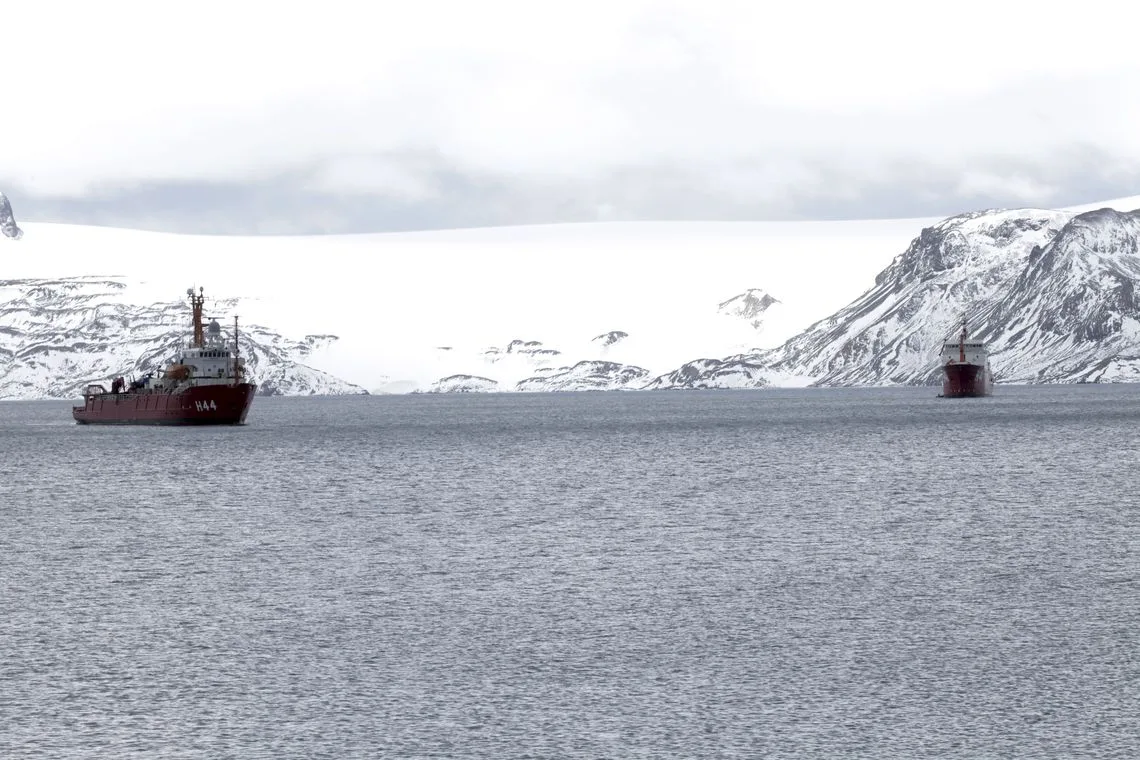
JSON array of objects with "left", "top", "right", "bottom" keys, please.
[{"left": 2, "top": 386, "right": 1139, "bottom": 758}]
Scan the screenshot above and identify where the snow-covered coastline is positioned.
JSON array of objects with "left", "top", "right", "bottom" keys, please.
[{"left": 5, "top": 194, "right": 1140, "bottom": 397}]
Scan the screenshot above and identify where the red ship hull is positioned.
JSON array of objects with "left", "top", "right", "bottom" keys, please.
[
  {"left": 73, "top": 383, "right": 257, "bottom": 425},
  {"left": 942, "top": 363, "right": 990, "bottom": 398}
]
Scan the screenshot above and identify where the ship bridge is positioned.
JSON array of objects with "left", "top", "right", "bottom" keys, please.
[
  {"left": 179, "top": 319, "right": 240, "bottom": 382},
  {"left": 146, "top": 289, "right": 247, "bottom": 391},
  {"left": 942, "top": 339, "right": 989, "bottom": 366}
]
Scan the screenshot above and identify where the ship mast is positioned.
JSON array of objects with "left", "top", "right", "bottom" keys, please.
[
  {"left": 233, "top": 314, "right": 243, "bottom": 384},
  {"left": 959, "top": 315, "right": 967, "bottom": 364},
  {"left": 188, "top": 286, "right": 205, "bottom": 348}
]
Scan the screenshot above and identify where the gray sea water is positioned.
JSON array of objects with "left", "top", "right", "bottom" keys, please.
[{"left": 1, "top": 386, "right": 1138, "bottom": 758}]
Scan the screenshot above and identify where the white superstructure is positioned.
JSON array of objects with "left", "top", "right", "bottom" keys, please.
[
  {"left": 941, "top": 334, "right": 990, "bottom": 367},
  {"left": 123, "top": 287, "right": 247, "bottom": 394},
  {"left": 170, "top": 318, "right": 244, "bottom": 385}
]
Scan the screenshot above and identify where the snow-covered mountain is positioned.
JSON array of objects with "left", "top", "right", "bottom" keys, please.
[
  {"left": 987, "top": 208, "right": 1140, "bottom": 383},
  {"left": 9, "top": 190, "right": 1140, "bottom": 395},
  {"left": 413, "top": 286, "right": 794, "bottom": 390},
  {"left": 1, "top": 192, "right": 22, "bottom": 240},
  {"left": 642, "top": 356, "right": 772, "bottom": 390},
  {"left": 656, "top": 203, "right": 1140, "bottom": 389},
  {"left": 591, "top": 330, "right": 628, "bottom": 349},
  {"left": 718, "top": 288, "right": 781, "bottom": 330},
  {"left": 424, "top": 335, "right": 652, "bottom": 391},
  {"left": 758, "top": 208, "right": 1072, "bottom": 385},
  {"left": 0, "top": 277, "right": 367, "bottom": 400},
  {"left": 425, "top": 374, "right": 500, "bottom": 393},
  {"left": 483, "top": 339, "right": 562, "bottom": 364},
  {"left": 515, "top": 360, "right": 650, "bottom": 391}
]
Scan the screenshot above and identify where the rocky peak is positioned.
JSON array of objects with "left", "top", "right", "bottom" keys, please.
[
  {"left": 874, "top": 209, "right": 1068, "bottom": 289},
  {"left": 718, "top": 289, "right": 780, "bottom": 323},
  {"left": 1045, "top": 208, "right": 1140, "bottom": 261},
  {"left": 995, "top": 207, "right": 1140, "bottom": 347},
  {"left": 591, "top": 330, "right": 628, "bottom": 348},
  {"left": 1, "top": 192, "right": 23, "bottom": 240}
]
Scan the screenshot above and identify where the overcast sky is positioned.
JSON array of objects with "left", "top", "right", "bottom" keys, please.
[{"left": 3, "top": 0, "right": 1139, "bottom": 234}]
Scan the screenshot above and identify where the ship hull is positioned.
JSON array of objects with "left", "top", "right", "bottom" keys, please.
[
  {"left": 73, "top": 383, "right": 257, "bottom": 425},
  {"left": 942, "top": 363, "right": 991, "bottom": 398}
]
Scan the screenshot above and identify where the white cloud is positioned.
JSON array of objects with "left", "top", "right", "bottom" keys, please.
[{"left": 3, "top": 0, "right": 1140, "bottom": 218}]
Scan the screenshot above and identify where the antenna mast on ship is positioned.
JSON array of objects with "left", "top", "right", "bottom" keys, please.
[
  {"left": 959, "top": 314, "right": 968, "bottom": 363},
  {"left": 233, "top": 314, "right": 243, "bottom": 384},
  {"left": 188, "top": 286, "right": 205, "bottom": 348}
]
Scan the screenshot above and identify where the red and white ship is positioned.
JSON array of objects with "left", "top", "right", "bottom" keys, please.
[
  {"left": 73, "top": 287, "right": 257, "bottom": 425},
  {"left": 941, "top": 318, "right": 993, "bottom": 398}
]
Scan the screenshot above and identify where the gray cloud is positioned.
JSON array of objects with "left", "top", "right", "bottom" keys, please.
[{"left": 6, "top": 144, "right": 1140, "bottom": 235}]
